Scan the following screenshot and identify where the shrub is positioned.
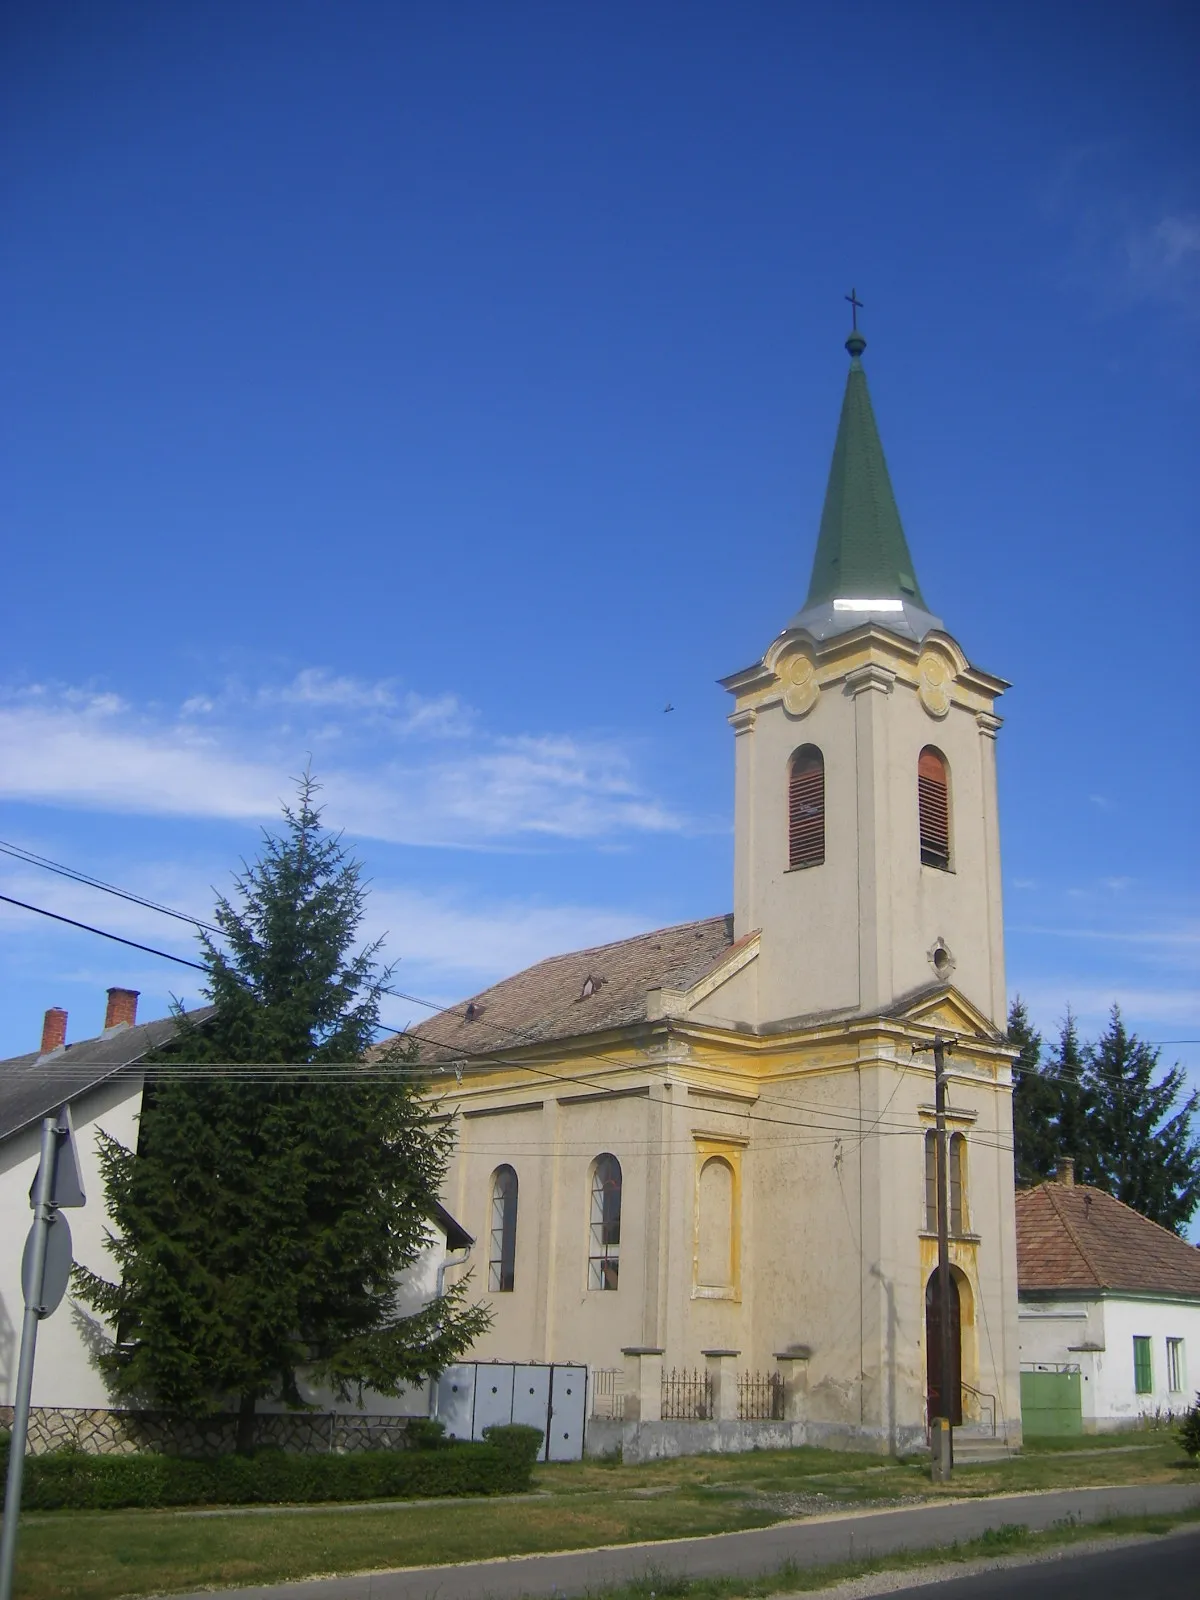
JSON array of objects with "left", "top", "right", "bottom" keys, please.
[
  {"left": 480, "top": 1423, "right": 544, "bottom": 1469},
  {"left": 11, "top": 1430, "right": 539, "bottom": 1512},
  {"left": 1179, "top": 1394, "right": 1200, "bottom": 1459},
  {"left": 405, "top": 1418, "right": 450, "bottom": 1450}
]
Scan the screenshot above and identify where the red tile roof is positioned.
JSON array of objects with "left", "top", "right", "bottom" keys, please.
[
  {"left": 403, "top": 914, "right": 735, "bottom": 1064},
  {"left": 1015, "top": 1181, "right": 1200, "bottom": 1299}
]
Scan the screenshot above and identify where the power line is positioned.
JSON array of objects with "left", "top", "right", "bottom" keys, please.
[
  {"left": 0, "top": 894, "right": 208, "bottom": 972},
  {"left": 0, "top": 839, "right": 222, "bottom": 937}
]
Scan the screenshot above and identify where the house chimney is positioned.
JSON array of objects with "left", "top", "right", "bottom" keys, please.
[
  {"left": 40, "top": 1007, "right": 68, "bottom": 1054},
  {"left": 104, "top": 988, "right": 139, "bottom": 1030},
  {"left": 1056, "top": 1157, "right": 1075, "bottom": 1187}
]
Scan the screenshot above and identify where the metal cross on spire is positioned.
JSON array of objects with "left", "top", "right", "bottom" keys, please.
[{"left": 845, "top": 287, "right": 863, "bottom": 330}]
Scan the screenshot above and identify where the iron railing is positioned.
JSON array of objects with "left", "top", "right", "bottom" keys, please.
[
  {"left": 960, "top": 1381, "right": 997, "bottom": 1437},
  {"left": 661, "top": 1367, "right": 712, "bottom": 1421},
  {"left": 737, "top": 1370, "right": 786, "bottom": 1421}
]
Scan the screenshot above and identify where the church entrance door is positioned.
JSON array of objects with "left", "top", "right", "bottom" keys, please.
[{"left": 925, "top": 1268, "right": 962, "bottom": 1426}]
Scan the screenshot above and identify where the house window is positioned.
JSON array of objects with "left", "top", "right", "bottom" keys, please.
[
  {"left": 949, "top": 1133, "right": 967, "bottom": 1234},
  {"left": 488, "top": 1165, "right": 518, "bottom": 1292},
  {"left": 1167, "top": 1338, "right": 1185, "bottom": 1394},
  {"left": 918, "top": 747, "right": 951, "bottom": 869},
  {"left": 1133, "top": 1335, "right": 1153, "bottom": 1395},
  {"left": 788, "top": 746, "right": 825, "bottom": 870},
  {"left": 588, "top": 1154, "right": 622, "bottom": 1290}
]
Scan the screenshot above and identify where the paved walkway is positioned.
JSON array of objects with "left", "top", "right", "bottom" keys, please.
[{"left": 174, "top": 1482, "right": 1200, "bottom": 1600}]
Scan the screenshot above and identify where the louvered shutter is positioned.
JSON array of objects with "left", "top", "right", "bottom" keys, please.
[
  {"left": 788, "top": 748, "right": 825, "bottom": 869},
  {"left": 918, "top": 747, "right": 950, "bottom": 868}
]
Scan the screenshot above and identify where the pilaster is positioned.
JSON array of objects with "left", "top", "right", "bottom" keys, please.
[{"left": 848, "top": 663, "right": 895, "bottom": 1013}]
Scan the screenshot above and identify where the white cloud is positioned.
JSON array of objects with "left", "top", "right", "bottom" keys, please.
[
  {"left": 0, "top": 678, "right": 686, "bottom": 847},
  {"left": 1042, "top": 147, "right": 1200, "bottom": 318}
]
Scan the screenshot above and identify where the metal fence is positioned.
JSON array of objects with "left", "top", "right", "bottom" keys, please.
[
  {"left": 661, "top": 1367, "right": 713, "bottom": 1421},
  {"left": 737, "top": 1370, "right": 785, "bottom": 1421},
  {"left": 589, "top": 1366, "right": 786, "bottom": 1424},
  {"left": 589, "top": 1367, "right": 625, "bottom": 1420}
]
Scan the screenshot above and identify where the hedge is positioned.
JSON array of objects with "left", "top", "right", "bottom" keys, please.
[{"left": 10, "top": 1423, "right": 544, "bottom": 1511}]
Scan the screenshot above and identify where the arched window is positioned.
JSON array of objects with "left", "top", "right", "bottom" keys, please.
[
  {"left": 923, "top": 1131, "right": 968, "bottom": 1235},
  {"left": 788, "top": 746, "right": 825, "bottom": 869},
  {"left": 697, "top": 1156, "right": 735, "bottom": 1287},
  {"left": 918, "top": 747, "right": 951, "bottom": 869},
  {"left": 488, "top": 1165, "right": 518, "bottom": 1292},
  {"left": 588, "top": 1154, "right": 622, "bottom": 1290},
  {"left": 950, "top": 1134, "right": 967, "bottom": 1234},
  {"left": 924, "top": 1130, "right": 938, "bottom": 1231}
]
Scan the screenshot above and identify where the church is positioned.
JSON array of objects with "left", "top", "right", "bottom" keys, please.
[{"left": 419, "top": 317, "right": 1022, "bottom": 1454}]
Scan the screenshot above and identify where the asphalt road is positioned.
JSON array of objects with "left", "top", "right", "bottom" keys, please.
[
  {"left": 174, "top": 1482, "right": 1200, "bottom": 1600},
  {"left": 882, "top": 1524, "right": 1200, "bottom": 1598}
]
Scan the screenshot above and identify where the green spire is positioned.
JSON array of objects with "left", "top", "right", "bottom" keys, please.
[{"left": 803, "top": 329, "right": 927, "bottom": 611}]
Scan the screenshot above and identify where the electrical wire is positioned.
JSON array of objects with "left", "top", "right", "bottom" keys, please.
[
  {"left": 0, "top": 894, "right": 207, "bottom": 972},
  {"left": 0, "top": 838, "right": 223, "bottom": 937}
]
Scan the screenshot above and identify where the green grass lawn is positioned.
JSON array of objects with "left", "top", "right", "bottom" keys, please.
[{"left": 11, "top": 1434, "right": 1197, "bottom": 1600}]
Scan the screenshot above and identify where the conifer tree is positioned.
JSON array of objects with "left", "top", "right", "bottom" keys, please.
[
  {"left": 1080, "top": 1006, "right": 1200, "bottom": 1234},
  {"left": 1008, "top": 998, "right": 1055, "bottom": 1185},
  {"left": 1046, "top": 1009, "right": 1094, "bottom": 1178},
  {"left": 74, "top": 775, "right": 489, "bottom": 1451}
]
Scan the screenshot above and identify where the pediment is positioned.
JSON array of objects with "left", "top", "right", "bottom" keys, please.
[{"left": 894, "top": 985, "right": 1003, "bottom": 1042}]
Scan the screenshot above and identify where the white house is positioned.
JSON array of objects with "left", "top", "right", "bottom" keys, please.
[
  {"left": 0, "top": 989, "right": 473, "bottom": 1453},
  {"left": 1016, "top": 1163, "right": 1200, "bottom": 1435}
]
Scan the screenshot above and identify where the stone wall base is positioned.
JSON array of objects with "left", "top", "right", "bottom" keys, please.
[
  {"left": 0, "top": 1405, "right": 418, "bottom": 1457},
  {"left": 584, "top": 1417, "right": 930, "bottom": 1461}
]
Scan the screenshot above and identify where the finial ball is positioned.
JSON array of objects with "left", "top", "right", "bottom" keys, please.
[{"left": 845, "top": 330, "right": 867, "bottom": 358}]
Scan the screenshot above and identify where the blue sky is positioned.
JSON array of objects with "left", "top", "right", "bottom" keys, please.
[{"left": 2, "top": 4, "right": 1197, "bottom": 1118}]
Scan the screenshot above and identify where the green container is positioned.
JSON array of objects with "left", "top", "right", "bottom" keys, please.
[{"left": 1020, "top": 1370, "right": 1082, "bottom": 1438}]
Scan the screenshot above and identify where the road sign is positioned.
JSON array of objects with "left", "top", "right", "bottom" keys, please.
[
  {"left": 28, "top": 1104, "right": 85, "bottom": 1209},
  {"left": 21, "top": 1211, "right": 72, "bottom": 1318}
]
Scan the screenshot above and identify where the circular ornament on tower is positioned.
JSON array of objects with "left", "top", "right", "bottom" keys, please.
[
  {"left": 780, "top": 649, "right": 818, "bottom": 717},
  {"left": 917, "top": 647, "right": 954, "bottom": 719}
]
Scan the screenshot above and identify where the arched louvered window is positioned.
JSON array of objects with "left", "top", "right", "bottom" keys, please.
[
  {"left": 588, "top": 1154, "right": 622, "bottom": 1290},
  {"left": 924, "top": 1130, "right": 938, "bottom": 1232},
  {"left": 918, "top": 747, "right": 951, "bottom": 869},
  {"left": 950, "top": 1134, "right": 967, "bottom": 1234},
  {"left": 923, "top": 1130, "right": 968, "bottom": 1235},
  {"left": 488, "top": 1165, "right": 518, "bottom": 1292},
  {"left": 788, "top": 746, "right": 825, "bottom": 870}
]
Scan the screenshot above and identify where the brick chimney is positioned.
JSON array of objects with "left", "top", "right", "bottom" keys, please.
[
  {"left": 1055, "top": 1156, "right": 1075, "bottom": 1187},
  {"left": 104, "top": 988, "right": 140, "bottom": 1030},
  {"left": 40, "top": 1007, "right": 68, "bottom": 1054}
]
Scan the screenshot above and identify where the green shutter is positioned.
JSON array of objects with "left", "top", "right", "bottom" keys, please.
[{"left": 1133, "top": 1336, "right": 1153, "bottom": 1394}]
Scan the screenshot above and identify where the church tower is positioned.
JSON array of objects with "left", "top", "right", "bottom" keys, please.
[{"left": 722, "top": 319, "right": 1008, "bottom": 1031}]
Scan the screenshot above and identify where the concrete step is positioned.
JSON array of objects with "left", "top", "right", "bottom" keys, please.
[{"left": 953, "top": 1434, "right": 1015, "bottom": 1463}]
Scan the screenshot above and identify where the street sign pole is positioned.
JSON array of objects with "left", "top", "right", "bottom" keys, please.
[{"left": 0, "top": 1115, "right": 59, "bottom": 1600}]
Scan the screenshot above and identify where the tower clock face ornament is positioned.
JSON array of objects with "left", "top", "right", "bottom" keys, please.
[
  {"left": 918, "top": 647, "right": 954, "bottom": 718},
  {"left": 780, "top": 650, "right": 818, "bottom": 717}
]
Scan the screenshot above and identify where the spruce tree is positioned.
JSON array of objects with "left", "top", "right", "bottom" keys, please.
[
  {"left": 1046, "top": 1009, "right": 1094, "bottom": 1179},
  {"left": 74, "top": 775, "right": 490, "bottom": 1451},
  {"left": 1081, "top": 1006, "right": 1200, "bottom": 1234},
  {"left": 1009, "top": 998, "right": 1055, "bottom": 1185}
]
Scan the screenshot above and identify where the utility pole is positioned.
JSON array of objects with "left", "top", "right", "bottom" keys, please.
[{"left": 914, "top": 1035, "right": 954, "bottom": 1481}]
